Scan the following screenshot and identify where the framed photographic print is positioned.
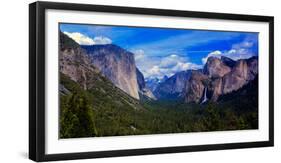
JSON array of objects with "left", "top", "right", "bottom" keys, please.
[{"left": 29, "top": 1, "right": 274, "bottom": 162}]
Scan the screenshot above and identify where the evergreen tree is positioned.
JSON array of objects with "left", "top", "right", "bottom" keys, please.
[{"left": 60, "top": 91, "right": 98, "bottom": 138}]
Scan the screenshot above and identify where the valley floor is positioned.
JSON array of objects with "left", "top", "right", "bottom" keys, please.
[{"left": 59, "top": 73, "right": 258, "bottom": 138}]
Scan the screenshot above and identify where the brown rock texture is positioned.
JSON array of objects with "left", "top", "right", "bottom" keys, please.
[
  {"left": 203, "top": 56, "right": 231, "bottom": 78},
  {"left": 185, "top": 70, "right": 209, "bottom": 103},
  {"left": 82, "top": 44, "right": 140, "bottom": 99}
]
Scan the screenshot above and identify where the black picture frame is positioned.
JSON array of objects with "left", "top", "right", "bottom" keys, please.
[{"left": 29, "top": 1, "right": 274, "bottom": 162}]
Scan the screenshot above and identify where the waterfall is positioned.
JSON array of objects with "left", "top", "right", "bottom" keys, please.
[{"left": 200, "top": 87, "right": 208, "bottom": 104}]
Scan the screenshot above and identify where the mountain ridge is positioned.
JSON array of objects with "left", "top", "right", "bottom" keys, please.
[
  {"left": 152, "top": 56, "right": 258, "bottom": 104},
  {"left": 59, "top": 32, "right": 144, "bottom": 107},
  {"left": 60, "top": 31, "right": 258, "bottom": 105},
  {"left": 153, "top": 70, "right": 192, "bottom": 100}
]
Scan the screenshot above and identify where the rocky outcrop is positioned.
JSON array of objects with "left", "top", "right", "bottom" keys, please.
[
  {"left": 203, "top": 56, "right": 231, "bottom": 78},
  {"left": 221, "top": 56, "right": 236, "bottom": 68},
  {"left": 222, "top": 56, "right": 258, "bottom": 94},
  {"left": 136, "top": 68, "right": 145, "bottom": 90},
  {"left": 246, "top": 56, "right": 258, "bottom": 80},
  {"left": 184, "top": 70, "right": 209, "bottom": 103},
  {"left": 139, "top": 88, "right": 156, "bottom": 100},
  {"left": 182, "top": 56, "right": 258, "bottom": 103},
  {"left": 154, "top": 70, "right": 192, "bottom": 100},
  {"left": 145, "top": 77, "right": 161, "bottom": 92},
  {"left": 82, "top": 44, "right": 140, "bottom": 99},
  {"left": 209, "top": 77, "right": 223, "bottom": 101},
  {"left": 136, "top": 68, "right": 156, "bottom": 100},
  {"left": 59, "top": 32, "right": 146, "bottom": 117},
  {"left": 59, "top": 32, "right": 99, "bottom": 90}
]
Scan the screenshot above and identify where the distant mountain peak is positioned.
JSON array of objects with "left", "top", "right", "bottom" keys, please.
[
  {"left": 153, "top": 70, "right": 193, "bottom": 100},
  {"left": 162, "top": 75, "right": 168, "bottom": 81}
]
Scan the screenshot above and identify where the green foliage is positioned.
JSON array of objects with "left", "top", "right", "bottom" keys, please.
[
  {"left": 59, "top": 77, "right": 98, "bottom": 138},
  {"left": 201, "top": 103, "right": 222, "bottom": 131},
  {"left": 60, "top": 91, "right": 98, "bottom": 138}
]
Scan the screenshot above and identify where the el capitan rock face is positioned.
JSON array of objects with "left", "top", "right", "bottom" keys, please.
[
  {"left": 82, "top": 44, "right": 140, "bottom": 99},
  {"left": 136, "top": 68, "right": 145, "bottom": 91}
]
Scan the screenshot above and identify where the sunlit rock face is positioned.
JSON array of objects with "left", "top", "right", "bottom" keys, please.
[
  {"left": 59, "top": 32, "right": 100, "bottom": 90},
  {"left": 203, "top": 56, "right": 231, "bottom": 78},
  {"left": 82, "top": 44, "right": 140, "bottom": 99},
  {"left": 222, "top": 56, "right": 258, "bottom": 94},
  {"left": 182, "top": 56, "right": 258, "bottom": 104}
]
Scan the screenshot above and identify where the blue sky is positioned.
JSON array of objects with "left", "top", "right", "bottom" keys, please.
[{"left": 60, "top": 23, "right": 258, "bottom": 79}]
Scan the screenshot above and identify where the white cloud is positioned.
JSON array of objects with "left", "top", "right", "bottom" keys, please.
[
  {"left": 133, "top": 49, "right": 145, "bottom": 61},
  {"left": 159, "top": 54, "right": 186, "bottom": 68},
  {"left": 147, "top": 66, "right": 161, "bottom": 76},
  {"left": 171, "top": 62, "right": 201, "bottom": 72},
  {"left": 201, "top": 40, "right": 256, "bottom": 64},
  {"left": 92, "top": 36, "right": 112, "bottom": 45},
  {"left": 132, "top": 50, "right": 202, "bottom": 79},
  {"left": 145, "top": 66, "right": 170, "bottom": 78},
  {"left": 63, "top": 32, "right": 112, "bottom": 45},
  {"left": 142, "top": 54, "right": 201, "bottom": 78},
  {"left": 201, "top": 50, "right": 222, "bottom": 64},
  {"left": 64, "top": 32, "right": 94, "bottom": 45},
  {"left": 131, "top": 31, "right": 241, "bottom": 58},
  {"left": 228, "top": 49, "right": 236, "bottom": 54},
  {"left": 233, "top": 41, "right": 254, "bottom": 49}
]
